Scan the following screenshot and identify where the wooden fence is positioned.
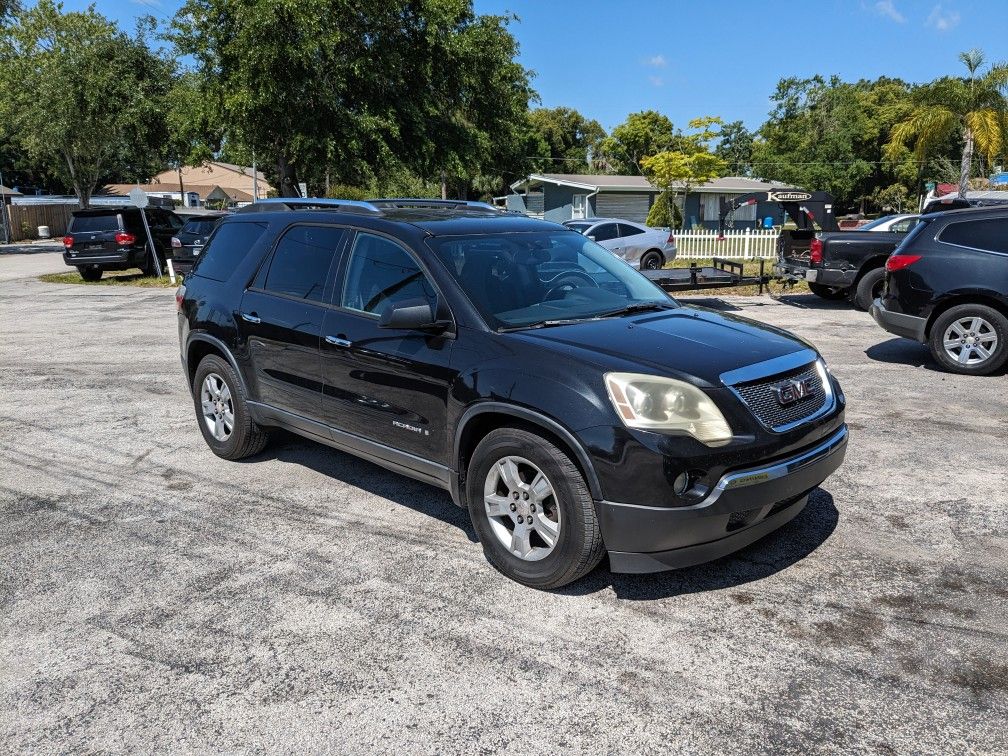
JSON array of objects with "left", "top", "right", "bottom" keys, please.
[
  {"left": 671, "top": 228, "right": 778, "bottom": 259},
  {"left": 5, "top": 202, "right": 79, "bottom": 242}
]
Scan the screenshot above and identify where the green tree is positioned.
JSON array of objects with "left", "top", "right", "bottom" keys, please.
[
  {"left": 598, "top": 110, "right": 683, "bottom": 174},
  {"left": 715, "top": 120, "right": 754, "bottom": 175},
  {"left": 164, "top": 72, "right": 216, "bottom": 197},
  {"left": 886, "top": 49, "right": 1008, "bottom": 198},
  {"left": 641, "top": 117, "right": 728, "bottom": 228},
  {"left": 0, "top": 1, "right": 173, "bottom": 205},
  {"left": 526, "top": 106, "right": 606, "bottom": 174},
  {"left": 172, "top": 0, "right": 535, "bottom": 199}
]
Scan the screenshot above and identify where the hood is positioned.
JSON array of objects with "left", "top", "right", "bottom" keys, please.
[{"left": 513, "top": 306, "right": 812, "bottom": 386}]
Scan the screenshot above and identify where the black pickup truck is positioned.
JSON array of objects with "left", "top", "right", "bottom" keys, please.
[{"left": 774, "top": 228, "right": 905, "bottom": 310}]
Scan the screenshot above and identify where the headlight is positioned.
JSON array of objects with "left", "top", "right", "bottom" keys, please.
[{"left": 604, "top": 372, "right": 732, "bottom": 445}]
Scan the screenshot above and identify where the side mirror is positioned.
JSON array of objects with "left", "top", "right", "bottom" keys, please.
[
  {"left": 587, "top": 235, "right": 596, "bottom": 242},
  {"left": 378, "top": 298, "right": 449, "bottom": 332}
]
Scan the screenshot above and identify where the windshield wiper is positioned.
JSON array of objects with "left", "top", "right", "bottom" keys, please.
[
  {"left": 497, "top": 318, "right": 588, "bottom": 333},
  {"left": 595, "top": 302, "right": 673, "bottom": 318}
]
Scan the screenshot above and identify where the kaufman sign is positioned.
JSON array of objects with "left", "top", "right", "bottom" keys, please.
[{"left": 769, "top": 191, "right": 813, "bottom": 202}]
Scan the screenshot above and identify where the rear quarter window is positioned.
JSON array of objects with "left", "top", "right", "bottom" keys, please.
[
  {"left": 191, "top": 221, "right": 268, "bottom": 282},
  {"left": 69, "top": 214, "right": 120, "bottom": 233}
]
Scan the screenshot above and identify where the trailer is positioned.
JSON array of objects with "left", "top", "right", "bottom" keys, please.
[{"left": 643, "top": 257, "right": 771, "bottom": 294}]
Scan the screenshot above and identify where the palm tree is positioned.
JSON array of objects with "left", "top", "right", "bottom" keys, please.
[{"left": 887, "top": 49, "right": 1008, "bottom": 198}]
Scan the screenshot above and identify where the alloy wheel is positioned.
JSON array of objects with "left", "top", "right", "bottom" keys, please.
[
  {"left": 200, "top": 372, "right": 234, "bottom": 441},
  {"left": 942, "top": 316, "right": 998, "bottom": 367},
  {"left": 483, "top": 456, "right": 561, "bottom": 561}
]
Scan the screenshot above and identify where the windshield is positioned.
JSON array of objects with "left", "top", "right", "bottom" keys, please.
[
  {"left": 857, "top": 215, "right": 897, "bottom": 231},
  {"left": 426, "top": 230, "right": 675, "bottom": 330},
  {"left": 182, "top": 219, "right": 221, "bottom": 236},
  {"left": 565, "top": 222, "right": 593, "bottom": 234}
]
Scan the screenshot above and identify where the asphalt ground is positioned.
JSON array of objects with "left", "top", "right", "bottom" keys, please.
[{"left": 1, "top": 248, "right": 1006, "bottom": 753}]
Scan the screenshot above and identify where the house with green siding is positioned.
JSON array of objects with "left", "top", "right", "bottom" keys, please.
[{"left": 506, "top": 174, "right": 792, "bottom": 229}]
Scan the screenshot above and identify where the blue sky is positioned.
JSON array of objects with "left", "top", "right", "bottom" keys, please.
[{"left": 46, "top": 0, "right": 1008, "bottom": 130}]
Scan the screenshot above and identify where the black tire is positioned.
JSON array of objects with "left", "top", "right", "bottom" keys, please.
[
  {"left": 928, "top": 304, "right": 1008, "bottom": 376},
  {"left": 639, "top": 250, "right": 664, "bottom": 271},
  {"left": 192, "top": 354, "right": 270, "bottom": 460},
  {"left": 466, "top": 428, "right": 605, "bottom": 589},
  {"left": 852, "top": 267, "right": 885, "bottom": 311},
  {"left": 77, "top": 265, "right": 102, "bottom": 282},
  {"left": 808, "top": 282, "right": 848, "bottom": 300}
]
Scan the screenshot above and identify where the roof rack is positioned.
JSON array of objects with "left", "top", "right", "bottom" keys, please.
[
  {"left": 368, "top": 198, "right": 501, "bottom": 213},
  {"left": 236, "top": 197, "right": 382, "bottom": 214},
  {"left": 235, "top": 196, "right": 504, "bottom": 216}
]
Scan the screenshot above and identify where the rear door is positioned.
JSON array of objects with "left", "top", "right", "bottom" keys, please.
[
  {"left": 319, "top": 231, "right": 455, "bottom": 463},
  {"left": 238, "top": 224, "right": 347, "bottom": 427},
  {"left": 67, "top": 212, "right": 121, "bottom": 255}
]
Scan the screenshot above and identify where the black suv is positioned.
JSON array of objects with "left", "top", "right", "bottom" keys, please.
[
  {"left": 63, "top": 206, "right": 183, "bottom": 280},
  {"left": 871, "top": 206, "right": 1008, "bottom": 375},
  {"left": 177, "top": 198, "right": 848, "bottom": 588},
  {"left": 170, "top": 212, "right": 229, "bottom": 273}
]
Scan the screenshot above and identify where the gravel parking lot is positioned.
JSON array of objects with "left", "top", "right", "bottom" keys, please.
[{"left": 1, "top": 249, "right": 1006, "bottom": 753}]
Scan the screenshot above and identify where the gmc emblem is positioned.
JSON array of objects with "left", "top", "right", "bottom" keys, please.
[{"left": 772, "top": 377, "right": 816, "bottom": 407}]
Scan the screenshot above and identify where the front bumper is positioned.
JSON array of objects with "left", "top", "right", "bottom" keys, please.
[
  {"left": 600, "top": 425, "right": 848, "bottom": 573},
  {"left": 870, "top": 297, "right": 927, "bottom": 342},
  {"left": 774, "top": 262, "right": 855, "bottom": 288}
]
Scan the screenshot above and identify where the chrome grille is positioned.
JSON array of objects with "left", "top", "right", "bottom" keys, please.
[{"left": 732, "top": 362, "right": 828, "bottom": 431}]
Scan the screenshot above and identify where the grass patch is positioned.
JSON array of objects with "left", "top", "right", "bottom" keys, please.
[
  {"left": 666, "top": 257, "right": 809, "bottom": 297},
  {"left": 39, "top": 269, "right": 177, "bottom": 288}
]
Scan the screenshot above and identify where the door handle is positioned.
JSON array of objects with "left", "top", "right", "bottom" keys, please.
[
  {"left": 241, "top": 312, "right": 261, "bottom": 324},
  {"left": 325, "top": 335, "right": 352, "bottom": 348}
]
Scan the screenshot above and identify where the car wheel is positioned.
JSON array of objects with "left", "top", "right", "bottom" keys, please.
[
  {"left": 852, "top": 267, "right": 885, "bottom": 311},
  {"left": 808, "top": 282, "right": 849, "bottom": 300},
  {"left": 639, "top": 250, "right": 664, "bottom": 270},
  {"left": 466, "top": 428, "right": 605, "bottom": 589},
  {"left": 77, "top": 265, "right": 102, "bottom": 282},
  {"left": 928, "top": 304, "right": 1008, "bottom": 376},
  {"left": 192, "top": 354, "right": 270, "bottom": 459}
]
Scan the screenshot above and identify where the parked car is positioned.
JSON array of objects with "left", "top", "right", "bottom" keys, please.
[
  {"left": 775, "top": 226, "right": 905, "bottom": 310},
  {"left": 856, "top": 214, "right": 920, "bottom": 233},
  {"left": 562, "top": 218, "right": 676, "bottom": 270},
  {"left": 62, "top": 206, "right": 183, "bottom": 280},
  {"left": 870, "top": 206, "right": 1008, "bottom": 375},
  {"left": 177, "top": 198, "right": 847, "bottom": 589},
  {"left": 171, "top": 213, "right": 229, "bottom": 272}
]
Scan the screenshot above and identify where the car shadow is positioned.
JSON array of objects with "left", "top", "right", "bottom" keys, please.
[
  {"left": 247, "top": 432, "right": 837, "bottom": 596},
  {"left": 245, "top": 430, "right": 478, "bottom": 543},
  {"left": 677, "top": 297, "right": 744, "bottom": 312},
  {"left": 770, "top": 293, "right": 855, "bottom": 310},
  {"left": 558, "top": 488, "right": 839, "bottom": 601},
  {"left": 0, "top": 243, "right": 64, "bottom": 255},
  {"left": 864, "top": 337, "right": 936, "bottom": 370}
]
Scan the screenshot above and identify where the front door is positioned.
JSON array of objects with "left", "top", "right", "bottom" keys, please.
[
  {"left": 320, "top": 231, "right": 455, "bottom": 464},
  {"left": 238, "top": 224, "right": 347, "bottom": 428}
]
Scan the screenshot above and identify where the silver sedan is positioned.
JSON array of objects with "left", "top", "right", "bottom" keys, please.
[{"left": 563, "top": 218, "right": 677, "bottom": 270}]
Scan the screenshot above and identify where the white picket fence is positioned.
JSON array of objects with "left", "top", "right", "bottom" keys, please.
[{"left": 670, "top": 228, "right": 778, "bottom": 260}]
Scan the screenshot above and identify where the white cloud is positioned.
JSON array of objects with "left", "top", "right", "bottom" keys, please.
[
  {"left": 646, "top": 54, "right": 667, "bottom": 68},
  {"left": 648, "top": 75, "right": 664, "bottom": 87},
  {"left": 926, "top": 4, "right": 960, "bottom": 31},
  {"left": 874, "top": 0, "right": 906, "bottom": 23}
]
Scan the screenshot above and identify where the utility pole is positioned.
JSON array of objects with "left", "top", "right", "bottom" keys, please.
[
  {"left": 441, "top": 171, "right": 447, "bottom": 200},
  {"left": 252, "top": 151, "right": 259, "bottom": 202},
  {"left": 0, "top": 169, "right": 9, "bottom": 244}
]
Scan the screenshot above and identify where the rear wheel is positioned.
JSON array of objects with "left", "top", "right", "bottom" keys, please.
[
  {"left": 77, "top": 265, "right": 102, "bottom": 282},
  {"left": 808, "top": 282, "right": 849, "bottom": 300},
  {"left": 639, "top": 250, "right": 664, "bottom": 270},
  {"left": 466, "top": 428, "right": 605, "bottom": 589},
  {"left": 192, "top": 354, "right": 270, "bottom": 459},
  {"left": 928, "top": 304, "right": 1008, "bottom": 376},
  {"left": 852, "top": 267, "right": 885, "bottom": 311}
]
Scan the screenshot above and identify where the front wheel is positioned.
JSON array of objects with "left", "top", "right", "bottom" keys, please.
[
  {"left": 639, "top": 250, "right": 664, "bottom": 270},
  {"left": 466, "top": 428, "right": 605, "bottom": 589},
  {"left": 808, "top": 282, "right": 848, "bottom": 300},
  {"left": 928, "top": 304, "right": 1008, "bottom": 376}
]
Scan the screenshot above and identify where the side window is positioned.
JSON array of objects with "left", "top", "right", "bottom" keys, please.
[
  {"left": 890, "top": 217, "right": 918, "bottom": 233},
  {"left": 619, "top": 223, "right": 645, "bottom": 237},
  {"left": 192, "top": 221, "right": 268, "bottom": 282},
  {"left": 940, "top": 218, "right": 1008, "bottom": 253},
  {"left": 341, "top": 233, "right": 437, "bottom": 317},
  {"left": 263, "top": 225, "right": 345, "bottom": 302},
  {"left": 591, "top": 223, "right": 619, "bottom": 242}
]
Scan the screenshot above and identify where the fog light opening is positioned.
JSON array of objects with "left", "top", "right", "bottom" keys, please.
[{"left": 673, "top": 472, "right": 690, "bottom": 496}]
